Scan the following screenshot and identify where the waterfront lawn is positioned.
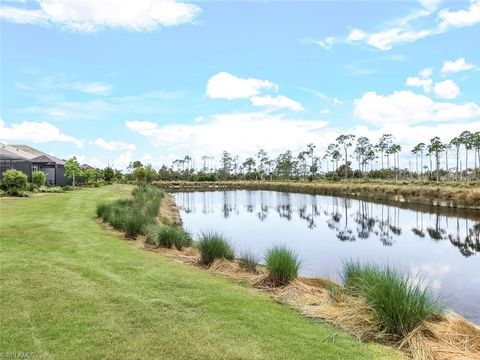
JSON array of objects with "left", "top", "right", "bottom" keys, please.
[{"left": 0, "top": 185, "right": 401, "bottom": 359}]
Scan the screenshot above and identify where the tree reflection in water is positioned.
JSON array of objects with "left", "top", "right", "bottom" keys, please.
[{"left": 174, "top": 191, "right": 479, "bottom": 257}]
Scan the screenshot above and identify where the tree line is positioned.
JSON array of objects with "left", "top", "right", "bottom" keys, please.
[
  {"left": 64, "top": 130, "right": 480, "bottom": 185},
  {"left": 152, "top": 130, "right": 479, "bottom": 182}
]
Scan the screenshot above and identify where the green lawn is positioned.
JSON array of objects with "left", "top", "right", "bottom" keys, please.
[{"left": 0, "top": 185, "right": 399, "bottom": 359}]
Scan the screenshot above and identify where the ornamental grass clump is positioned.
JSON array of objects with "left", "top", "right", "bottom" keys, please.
[
  {"left": 342, "top": 262, "right": 444, "bottom": 339},
  {"left": 96, "top": 186, "right": 164, "bottom": 239},
  {"left": 265, "top": 245, "right": 300, "bottom": 286},
  {"left": 198, "top": 231, "right": 235, "bottom": 266},
  {"left": 158, "top": 226, "right": 192, "bottom": 250}
]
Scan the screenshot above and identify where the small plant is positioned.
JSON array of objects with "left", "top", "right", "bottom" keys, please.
[
  {"left": 265, "top": 245, "right": 300, "bottom": 285},
  {"left": 157, "top": 226, "right": 192, "bottom": 249},
  {"left": 145, "top": 224, "right": 161, "bottom": 246},
  {"left": 342, "top": 262, "right": 444, "bottom": 339},
  {"left": 238, "top": 250, "right": 259, "bottom": 273},
  {"left": 198, "top": 231, "right": 234, "bottom": 266},
  {"left": 31, "top": 171, "right": 46, "bottom": 189},
  {"left": 1, "top": 169, "right": 28, "bottom": 196}
]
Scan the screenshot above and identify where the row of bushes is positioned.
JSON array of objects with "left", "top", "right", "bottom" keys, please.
[
  {"left": 96, "top": 186, "right": 164, "bottom": 238},
  {"left": 0, "top": 169, "right": 78, "bottom": 196}
]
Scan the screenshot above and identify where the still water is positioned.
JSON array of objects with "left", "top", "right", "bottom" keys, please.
[{"left": 173, "top": 190, "right": 480, "bottom": 323}]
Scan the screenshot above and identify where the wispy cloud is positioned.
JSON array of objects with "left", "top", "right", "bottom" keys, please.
[{"left": 309, "top": 1, "right": 480, "bottom": 51}]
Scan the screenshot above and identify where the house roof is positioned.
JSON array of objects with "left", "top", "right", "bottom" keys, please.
[
  {"left": 0, "top": 144, "right": 35, "bottom": 160},
  {"left": 0, "top": 147, "right": 29, "bottom": 161},
  {"left": 10, "top": 145, "right": 65, "bottom": 165},
  {"left": 30, "top": 154, "right": 60, "bottom": 164}
]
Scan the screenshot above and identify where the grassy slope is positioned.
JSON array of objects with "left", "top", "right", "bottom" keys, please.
[{"left": 0, "top": 185, "right": 400, "bottom": 359}]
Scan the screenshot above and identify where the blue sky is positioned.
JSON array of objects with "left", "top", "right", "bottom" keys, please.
[{"left": 1, "top": 0, "right": 479, "bottom": 169}]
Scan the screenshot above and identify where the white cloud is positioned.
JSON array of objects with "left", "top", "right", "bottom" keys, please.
[
  {"left": 438, "top": 1, "right": 480, "bottom": 28},
  {"left": 405, "top": 77, "right": 433, "bottom": 92},
  {"left": 346, "top": 28, "right": 366, "bottom": 42},
  {"left": 405, "top": 67, "right": 433, "bottom": 92},
  {"left": 250, "top": 95, "right": 304, "bottom": 111},
  {"left": 0, "top": 119, "right": 83, "bottom": 147},
  {"left": 93, "top": 138, "right": 136, "bottom": 151},
  {"left": 320, "top": 1, "right": 480, "bottom": 51},
  {"left": 320, "top": 108, "right": 331, "bottom": 114},
  {"left": 354, "top": 91, "right": 480, "bottom": 125},
  {"left": 441, "top": 58, "right": 475, "bottom": 73},
  {"left": 0, "top": 0, "right": 200, "bottom": 32},
  {"left": 126, "top": 113, "right": 328, "bottom": 157},
  {"left": 113, "top": 151, "right": 133, "bottom": 170},
  {"left": 206, "top": 72, "right": 276, "bottom": 100},
  {"left": 433, "top": 79, "right": 460, "bottom": 99},
  {"left": 419, "top": 68, "right": 433, "bottom": 79}
]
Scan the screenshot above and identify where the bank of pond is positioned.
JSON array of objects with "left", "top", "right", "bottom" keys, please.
[{"left": 96, "top": 186, "right": 480, "bottom": 360}]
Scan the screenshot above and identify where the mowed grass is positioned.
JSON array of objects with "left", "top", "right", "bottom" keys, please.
[{"left": 0, "top": 185, "right": 400, "bottom": 359}]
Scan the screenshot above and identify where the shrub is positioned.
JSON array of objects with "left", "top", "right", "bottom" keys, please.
[
  {"left": 342, "top": 262, "right": 444, "bottom": 339},
  {"left": 265, "top": 245, "right": 300, "bottom": 285},
  {"left": 38, "top": 186, "right": 64, "bottom": 193},
  {"left": 31, "top": 171, "right": 46, "bottom": 189},
  {"left": 63, "top": 185, "right": 74, "bottom": 191},
  {"left": 158, "top": 226, "right": 192, "bottom": 249},
  {"left": 238, "top": 250, "right": 259, "bottom": 273},
  {"left": 198, "top": 231, "right": 234, "bottom": 266},
  {"left": 1, "top": 169, "right": 28, "bottom": 196}
]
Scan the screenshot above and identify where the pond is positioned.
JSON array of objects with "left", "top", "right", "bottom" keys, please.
[{"left": 173, "top": 190, "right": 480, "bottom": 323}]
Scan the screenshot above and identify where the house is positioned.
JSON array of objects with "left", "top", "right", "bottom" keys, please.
[{"left": 0, "top": 144, "right": 68, "bottom": 186}]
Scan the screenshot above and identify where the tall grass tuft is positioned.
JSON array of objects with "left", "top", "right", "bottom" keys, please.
[
  {"left": 158, "top": 226, "right": 192, "bottom": 250},
  {"left": 198, "top": 231, "right": 234, "bottom": 266},
  {"left": 238, "top": 250, "right": 259, "bottom": 273},
  {"left": 145, "top": 224, "right": 160, "bottom": 246},
  {"left": 265, "top": 245, "right": 300, "bottom": 286},
  {"left": 342, "top": 262, "right": 444, "bottom": 339},
  {"left": 96, "top": 186, "right": 163, "bottom": 239}
]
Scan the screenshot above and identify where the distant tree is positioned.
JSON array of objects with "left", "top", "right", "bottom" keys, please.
[
  {"left": 276, "top": 150, "right": 295, "bottom": 178},
  {"left": 327, "top": 143, "right": 341, "bottom": 171},
  {"left": 256, "top": 149, "right": 269, "bottom": 180},
  {"left": 128, "top": 161, "right": 143, "bottom": 171},
  {"left": 450, "top": 136, "right": 463, "bottom": 180},
  {"left": 133, "top": 166, "right": 148, "bottom": 186},
  {"left": 460, "top": 130, "right": 473, "bottom": 173},
  {"left": 65, "top": 156, "right": 82, "bottom": 187},
  {"left": 336, "top": 134, "right": 355, "bottom": 178},
  {"left": 412, "top": 142, "right": 426, "bottom": 178},
  {"left": 83, "top": 168, "right": 98, "bottom": 185},
  {"left": 428, "top": 137, "right": 444, "bottom": 182},
  {"left": 103, "top": 166, "right": 115, "bottom": 182},
  {"left": 376, "top": 134, "right": 393, "bottom": 170}
]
